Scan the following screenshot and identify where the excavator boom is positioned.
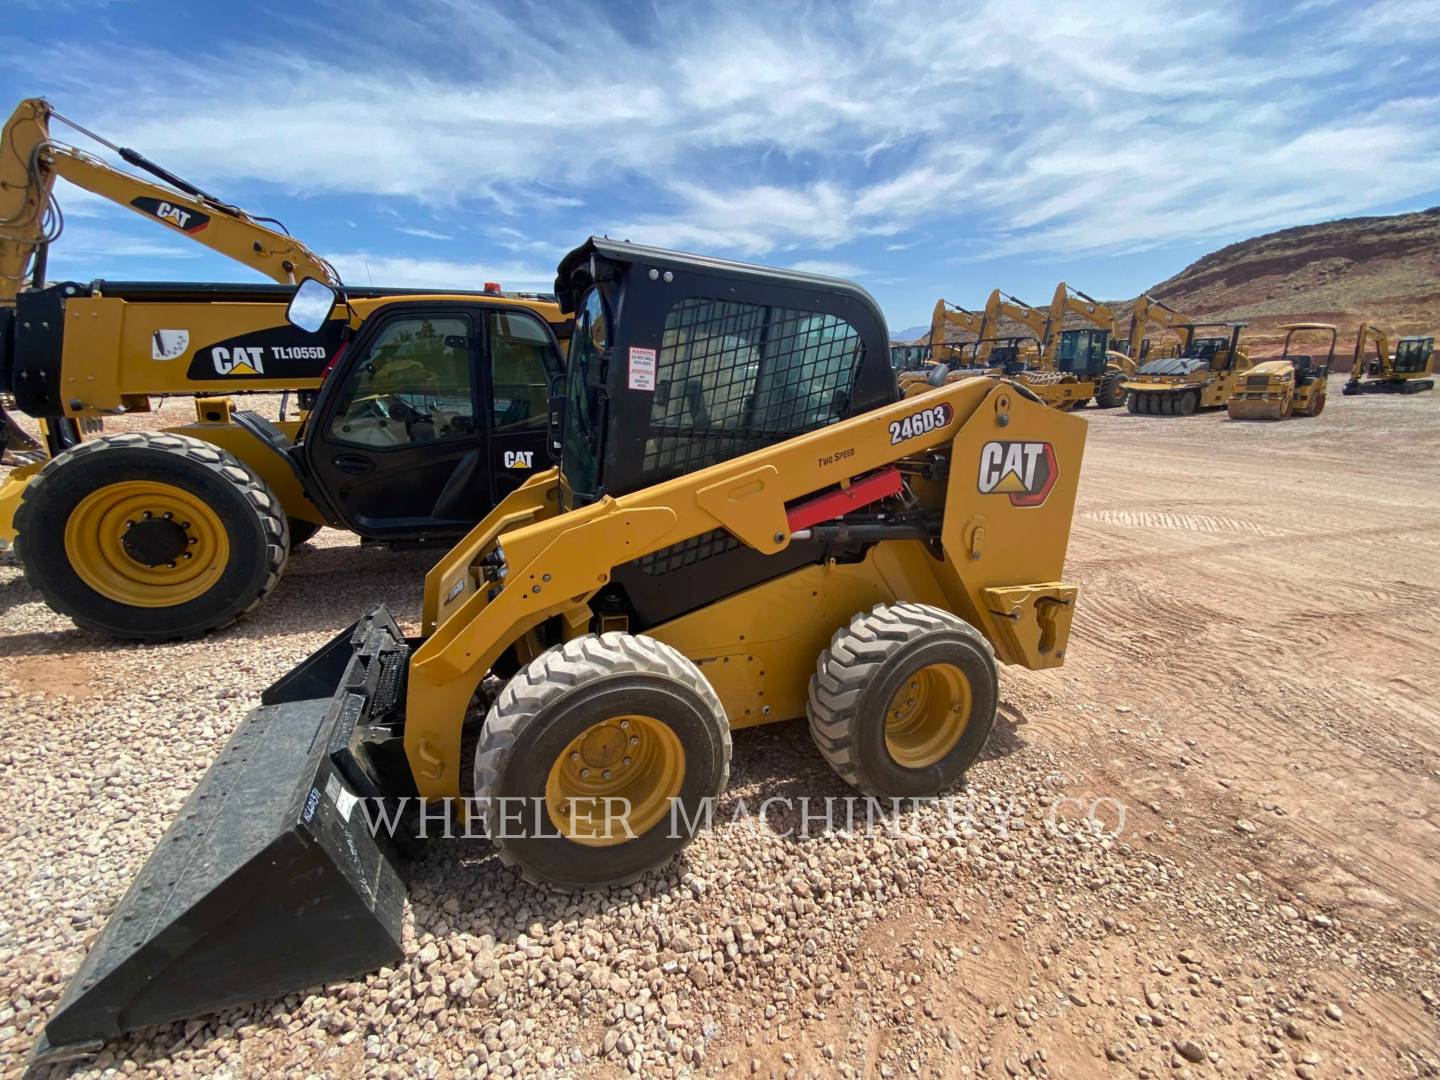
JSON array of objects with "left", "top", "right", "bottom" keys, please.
[{"left": 1, "top": 98, "right": 337, "bottom": 300}]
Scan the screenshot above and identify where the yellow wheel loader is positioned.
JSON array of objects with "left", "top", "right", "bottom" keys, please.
[
  {"left": 32, "top": 238, "right": 1087, "bottom": 1062},
  {"left": 1343, "top": 322, "right": 1435, "bottom": 396},
  {"left": 1226, "top": 323, "right": 1334, "bottom": 420},
  {"left": 1, "top": 99, "right": 572, "bottom": 639},
  {"left": 1123, "top": 321, "right": 1252, "bottom": 415}
]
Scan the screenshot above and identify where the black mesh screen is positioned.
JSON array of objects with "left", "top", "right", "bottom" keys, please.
[
  {"left": 633, "top": 529, "right": 742, "bottom": 575},
  {"left": 642, "top": 298, "right": 863, "bottom": 478}
]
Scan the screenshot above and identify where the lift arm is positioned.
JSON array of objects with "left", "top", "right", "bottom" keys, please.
[
  {"left": 1, "top": 98, "right": 338, "bottom": 300},
  {"left": 1349, "top": 322, "right": 1389, "bottom": 385}
]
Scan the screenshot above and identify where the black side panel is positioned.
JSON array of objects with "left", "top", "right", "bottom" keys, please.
[
  {"left": 0, "top": 304, "right": 14, "bottom": 396},
  {"left": 10, "top": 286, "right": 67, "bottom": 417},
  {"left": 614, "top": 533, "right": 828, "bottom": 629}
]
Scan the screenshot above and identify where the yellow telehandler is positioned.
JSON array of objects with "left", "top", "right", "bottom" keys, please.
[
  {"left": 32, "top": 238, "right": 1087, "bottom": 1062},
  {"left": 1, "top": 99, "right": 572, "bottom": 640},
  {"left": 1226, "top": 322, "right": 1334, "bottom": 420}
]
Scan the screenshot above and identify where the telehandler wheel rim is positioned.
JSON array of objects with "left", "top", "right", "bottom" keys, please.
[
  {"left": 882, "top": 662, "right": 973, "bottom": 768},
  {"left": 63, "top": 481, "right": 230, "bottom": 607},
  {"left": 544, "top": 714, "right": 686, "bottom": 847}
]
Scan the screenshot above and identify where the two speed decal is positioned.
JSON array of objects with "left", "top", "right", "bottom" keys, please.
[
  {"left": 888, "top": 403, "right": 954, "bottom": 445},
  {"left": 978, "top": 441, "right": 1058, "bottom": 507}
]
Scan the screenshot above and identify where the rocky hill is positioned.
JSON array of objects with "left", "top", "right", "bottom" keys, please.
[
  {"left": 1135, "top": 206, "right": 1440, "bottom": 365},
  {"left": 909, "top": 207, "right": 1440, "bottom": 369}
]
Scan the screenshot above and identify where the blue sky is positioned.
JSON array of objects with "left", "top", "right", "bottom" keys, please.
[{"left": 6, "top": 0, "right": 1440, "bottom": 332}]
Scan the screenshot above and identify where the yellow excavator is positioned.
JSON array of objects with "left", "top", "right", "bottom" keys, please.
[
  {"left": 1121, "top": 294, "right": 1193, "bottom": 362},
  {"left": 1343, "top": 322, "right": 1435, "bottom": 395},
  {"left": 1226, "top": 322, "right": 1334, "bottom": 420},
  {"left": 32, "top": 237, "right": 1088, "bottom": 1063},
  {"left": 1, "top": 98, "right": 572, "bottom": 640},
  {"left": 926, "top": 296, "right": 995, "bottom": 364}
]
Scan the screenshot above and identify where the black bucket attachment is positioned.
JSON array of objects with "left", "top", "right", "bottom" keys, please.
[{"left": 34, "top": 607, "right": 417, "bottom": 1063}]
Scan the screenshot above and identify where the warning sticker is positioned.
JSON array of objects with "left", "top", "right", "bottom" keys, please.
[
  {"left": 325, "top": 772, "right": 359, "bottom": 822},
  {"left": 628, "top": 347, "right": 657, "bottom": 391}
]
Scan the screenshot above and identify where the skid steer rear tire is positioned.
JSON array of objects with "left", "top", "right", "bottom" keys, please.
[
  {"left": 808, "top": 602, "right": 998, "bottom": 798},
  {"left": 14, "top": 432, "right": 288, "bottom": 640},
  {"left": 474, "top": 633, "right": 731, "bottom": 890}
]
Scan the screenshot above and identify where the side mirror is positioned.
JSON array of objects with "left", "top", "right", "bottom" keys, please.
[
  {"left": 547, "top": 391, "right": 566, "bottom": 464},
  {"left": 287, "top": 278, "right": 337, "bottom": 333}
]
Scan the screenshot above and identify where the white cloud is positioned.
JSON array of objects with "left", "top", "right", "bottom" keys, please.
[
  {"left": 328, "top": 252, "right": 553, "bottom": 290},
  {"left": 13, "top": 0, "right": 1440, "bottom": 278}
]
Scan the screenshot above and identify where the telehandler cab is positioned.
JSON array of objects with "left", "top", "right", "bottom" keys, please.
[
  {"left": 33, "top": 238, "right": 1087, "bottom": 1061},
  {"left": 1, "top": 98, "right": 573, "bottom": 640}
]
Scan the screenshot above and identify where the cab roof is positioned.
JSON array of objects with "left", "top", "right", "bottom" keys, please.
[{"left": 554, "top": 236, "right": 889, "bottom": 332}]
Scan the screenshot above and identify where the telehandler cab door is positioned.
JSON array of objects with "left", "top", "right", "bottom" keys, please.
[{"left": 303, "top": 302, "right": 562, "bottom": 538}]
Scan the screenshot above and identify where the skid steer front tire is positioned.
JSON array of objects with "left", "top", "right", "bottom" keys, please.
[
  {"left": 14, "top": 432, "right": 289, "bottom": 640},
  {"left": 808, "top": 602, "right": 998, "bottom": 798},
  {"left": 474, "top": 633, "right": 731, "bottom": 890}
]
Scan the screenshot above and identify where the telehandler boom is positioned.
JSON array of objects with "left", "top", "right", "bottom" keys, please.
[
  {"left": 33, "top": 238, "right": 1087, "bottom": 1061},
  {"left": 1, "top": 98, "right": 337, "bottom": 299}
]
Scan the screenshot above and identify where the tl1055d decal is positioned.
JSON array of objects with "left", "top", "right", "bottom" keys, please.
[
  {"left": 978, "top": 441, "right": 1057, "bottom": 507},
  {"left": 888, "top": 402, "right": 954, "bottom": 444},
  {"left": 184, "top": 321, "right": 348, "bottom": 382}
]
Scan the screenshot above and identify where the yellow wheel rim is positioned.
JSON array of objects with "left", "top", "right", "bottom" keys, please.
[
  {"left": 545, "top": 715, "right": 685, "bottom": 847},
  {"left": 884, "top": 663, "right": 972, "bottom": 768},
  {"left": 63, "top": 481, "right": 230, "bottom": 608}
]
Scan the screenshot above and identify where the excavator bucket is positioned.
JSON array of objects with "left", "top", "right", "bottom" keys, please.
[{"left": 32, "top": 610, "right": 411, "bottom": 1063}]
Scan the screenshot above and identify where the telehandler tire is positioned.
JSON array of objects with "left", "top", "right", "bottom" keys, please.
[
  {"left": 14, "top": 432, "right": 289, "bottom": 640},
  {"left": 1095, "top": 372, "right": 1127, "bottom": 409},
  {"left": 474, "top": 633, "right": 732, "bottom": 890},
  {"left": 808, "top": 602, "right": 998, "bottom": 798}
]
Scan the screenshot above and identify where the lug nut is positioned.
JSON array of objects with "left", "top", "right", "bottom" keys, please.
[
  {"left": 623, "top": 757, "right": 632, "bottom": 766},
  {"left": 580, "top": 768, "right": 589, "bottom": 778},
  {"left": 602, "top": 770, "right": 612, "bottom": 780},
  {"left": 570, "top": 752, "right": 580, "bottom": 761},
  {"left": 629, "top": 735, "right": 639, "bottom": 746}
]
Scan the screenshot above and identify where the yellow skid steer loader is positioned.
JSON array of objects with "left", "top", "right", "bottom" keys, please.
[{"left": 33, "top": 239, "right": 1087, "bottom": 1062}]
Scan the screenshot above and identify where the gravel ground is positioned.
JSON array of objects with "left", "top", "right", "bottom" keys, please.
[{"left": 1, "top": 383, "right": 1438, "bottom": 1078}]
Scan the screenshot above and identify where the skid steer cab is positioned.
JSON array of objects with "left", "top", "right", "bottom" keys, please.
[
  {"left": 33, "top": 238, "right": 1088, "bottom": 1062},
  {"left": 2, "top": 276, "right": 570, "bottom": 640}
]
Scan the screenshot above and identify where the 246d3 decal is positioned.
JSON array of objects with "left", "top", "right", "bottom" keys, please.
[
  {"left": 978, "top": 441, "right": 1058, "bottom": 507},
  {"left": 888, "top": 402, "right": 954, "bottom": 444}
]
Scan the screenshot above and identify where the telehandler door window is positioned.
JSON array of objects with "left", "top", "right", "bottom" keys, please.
[
  {"left": 330, "top": 316, "right": 473, "bottom": 448},
  {"left": 487, "top": 311, "right": 553, "bottom": 431}
]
